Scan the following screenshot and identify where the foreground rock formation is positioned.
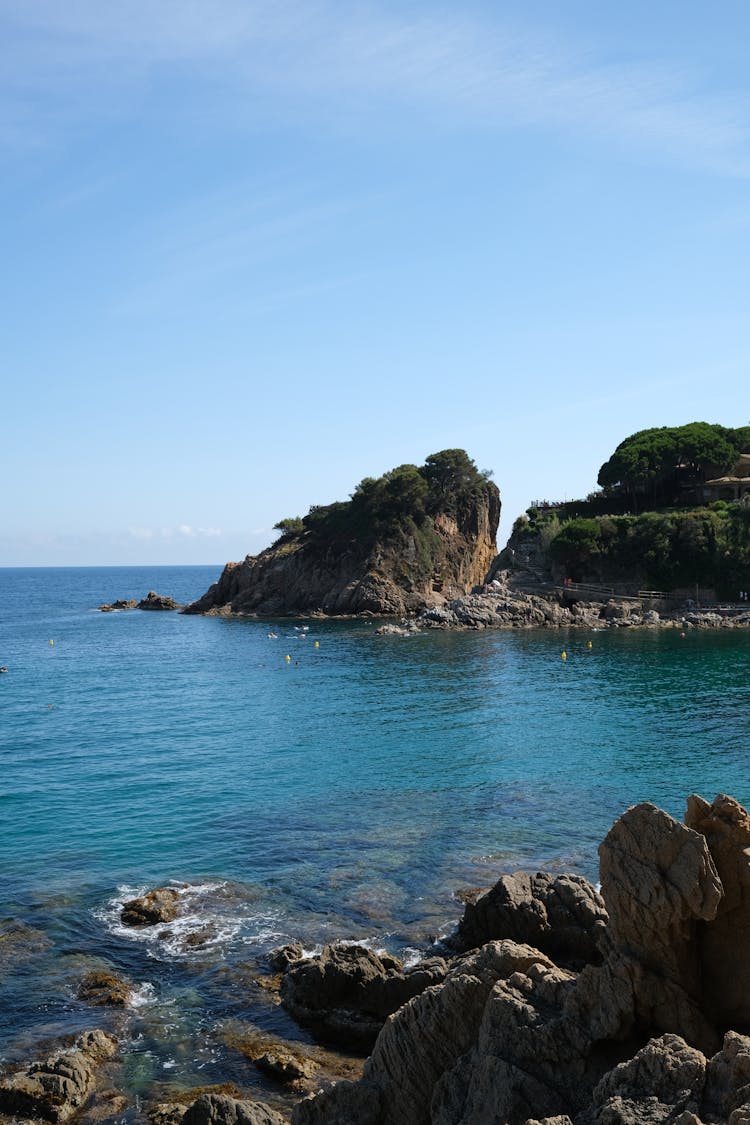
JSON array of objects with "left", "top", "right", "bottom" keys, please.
[
  {"left": 0, "top": 1030, "right": 117, "bottom": 1122},
  {"left": 280, "top": 943, "right": 448, "bottom": 1049},
  {"left": 291, "top": 793, "right": 750, "bottom": 1125},
  {"left": 185, "top": 451, "right": 500, "bottom": 617}
]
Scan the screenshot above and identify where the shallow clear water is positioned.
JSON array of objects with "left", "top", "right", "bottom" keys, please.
[{"left": 1, "top": 566, "right": 750, "bottom": 1099}]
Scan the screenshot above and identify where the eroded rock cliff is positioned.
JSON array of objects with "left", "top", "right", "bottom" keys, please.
[{"left": 186, "top": 451, "right": 500, "bottom": 617}]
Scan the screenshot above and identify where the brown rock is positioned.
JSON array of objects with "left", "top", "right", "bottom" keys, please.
[
  {"left": 182, "top": 1093, "right": 286, "bottom": 1125},
  {"left": 138, "top": 591, "right": 182, "bottom": 611},
  {"left": 291, "top": 797, "right": 750, "bottom": 1125},
  {"left": 224, "top": 1027, "right": 318, "bottom": 1085},
  {"left": 77, "top": 969, "right": 132, "bottom": 1007},
  {"left": 684, "top": 794, "right": 750, "bottom": 1029},
  {"left": 589, "top": 1034, "right": 707, "bottom": 1123},
  {"left": 292, "top": 941, "right": 557, "bottom": 1125},
  {"left": 268, "top": 943, "right": 305, "bottom": 973},
  {"left": 597, "top": 802, "right": 722, "bottom": 1051},
  {"left": 121, "top": 887, "right": 180, "bottom": 926},
  {"left": 281, "top": 943, "right": 447, "bottom": 1049},
  {"left": 453, "top": 871, "right": 607, "bottom": 966},
  {"left": 0, "top": 1030, "right": 117, "bottom": 1123}
]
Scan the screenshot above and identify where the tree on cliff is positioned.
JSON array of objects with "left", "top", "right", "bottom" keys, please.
[
  {"left": 422, "top": 449, "right": 491, "bottom": 514},
  {"left": 597, "top": 422, "right": 742, "bottom": 509}
]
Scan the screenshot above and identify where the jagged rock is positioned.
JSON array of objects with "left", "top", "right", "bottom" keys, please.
[
  {"left": 281, "top": 943, "right": 447, "bottom": 1048},
  {"left": 291, "top": 796, "right": 750, "bottom": 1125},
  {"left": 291, "top": 941, "right": 558, "bottom": 1124},
  {"left": 596, "top": 802, "right": 723, "bottom": 1051},
  {"left": 452, "top": 872, "right": 607, "bottom": 967},
  {"left": 149, "top": 1105, "right": 188, "bottom": 1125},
  {"left": 98, "top": 599, "right": 138, "bottom": 611},
  {"left": 684, "top": 794, "right": 750, "bottom": 1030},
  {"left": 77, "top": 969, "right": 132, "bottom": 1007},
  {"left": 0, "top": 1029, "right": 117, "bottom": 1122},
  {"left": 121, "top": 887, "right": 180, "bottom": 926},
  {"left": 268, "top": 943, "right": 305, "bottom": 973},
  {"left": 138, "top": 591, "right": 182, "bottom": 611},
  {"left": 703, "top": 1032, "right": 750, "bottom": 1121},
  {"left": 587, "top": 1034, "right": 707, "bottom": 1124},
  {"left": 183, "top": 1093, "right": 286, "bottom": 1125}
]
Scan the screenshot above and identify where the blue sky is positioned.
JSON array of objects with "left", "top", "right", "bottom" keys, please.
[{"left": 2, "top": 0, "right": 749, "bottom": 565}]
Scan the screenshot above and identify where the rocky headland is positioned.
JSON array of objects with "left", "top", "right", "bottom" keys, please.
[{"left": 184, "top": 451, "right": 500, "bottom": 618}]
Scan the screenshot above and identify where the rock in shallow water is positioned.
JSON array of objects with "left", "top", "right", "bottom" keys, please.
[
  {"left": 121, "top": 887, "right": 180, "bottom": 926},
  {"left": 280, "top": 943, "right": 447, "bottom": 1049},
  {"left": 0, "top": 1029, "right": 117, "bottom": 1123},
  {"left": 77, "top": 969, "right": 132, "bottom": 1007}
]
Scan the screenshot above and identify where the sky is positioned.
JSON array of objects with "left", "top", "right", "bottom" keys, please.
[{"left": 2, "top": 0, "right": 749, "bottom": 566}]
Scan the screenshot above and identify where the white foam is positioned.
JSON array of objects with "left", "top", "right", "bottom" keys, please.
[
  {"left": 94, "top": 881, "right": 282, "bottom": 962},
  {"left": 128, "top": 982, "right": 157, "bottom": 1009}
]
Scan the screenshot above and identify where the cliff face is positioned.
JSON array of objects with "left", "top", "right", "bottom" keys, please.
[{"left": 186, "top": 469, "right": 500, "bottom": 618}]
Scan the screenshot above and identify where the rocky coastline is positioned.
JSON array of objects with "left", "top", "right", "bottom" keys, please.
[
  {"left": 372, "top": 568, "right": 750, "bottom": 634},
  {"left": 6, "top": 794, "right": 750, "bottom": 1124}
]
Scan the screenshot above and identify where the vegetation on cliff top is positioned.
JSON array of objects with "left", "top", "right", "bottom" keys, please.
[
  {"left": 597, "top": 422, "right": 750, "bottom": 509},
  {"left": 512, "top": 422, "right": 750, "bottom": 596},
  {"left": 274, "top": 449, "right": 494, "bottom": 551}
]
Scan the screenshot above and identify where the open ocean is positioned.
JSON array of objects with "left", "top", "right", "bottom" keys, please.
[{"left": 1, "top": 565, "right": 749, "bottom": 1104}]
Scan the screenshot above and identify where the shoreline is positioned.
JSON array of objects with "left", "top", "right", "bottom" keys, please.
[{"left": 5, "top": 794, "right": 750, "bottom": 1124}]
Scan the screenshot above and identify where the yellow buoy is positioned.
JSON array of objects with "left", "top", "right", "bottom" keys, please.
[
  {"left": 49, "top": 639, "right": 54, "bottom": 646},
  {"left": 561, "top": 650, "right": 567, "bottom": 661},
  {"left": 285, "top": 654, "right": 291, "bottom": 663},
  {"left": 587, "top": 640, "right": 592, "bottom": 649},
  {"left": 314, "top": 640, "right": 319, "bottom": 648}
]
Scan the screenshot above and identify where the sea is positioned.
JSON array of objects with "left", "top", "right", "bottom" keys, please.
[{"left": 1, "top": 565, "right": 749, "bottom": 1106}]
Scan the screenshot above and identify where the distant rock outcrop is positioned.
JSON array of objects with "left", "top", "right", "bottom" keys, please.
[
  {"left": 138, "top": 591, "right": 182, "bottom": 611},
  {"left": 290, "top": 793, "right": 750, "bottom": 1125},
  {"left": 185, "top": 450, "right": 500, "bottom": 617}
]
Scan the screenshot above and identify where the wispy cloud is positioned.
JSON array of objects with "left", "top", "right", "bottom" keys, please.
[
  {"left": 129, "top": 524, "right": 222, "bottom": 540},
  {"left": 1, "top": 1, "right": 749, "bottom": 174}
]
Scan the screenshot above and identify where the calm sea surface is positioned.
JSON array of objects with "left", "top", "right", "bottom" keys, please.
[{"left": 1, "top": 566, "right": 749, "bottom": 1100}]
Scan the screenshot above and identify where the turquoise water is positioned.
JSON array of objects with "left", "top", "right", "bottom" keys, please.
[{"left": 1, "top": 566, "right": 750, "bottom": 1099}]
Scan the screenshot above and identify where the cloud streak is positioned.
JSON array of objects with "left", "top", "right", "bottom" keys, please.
[
  {"left": 129, "top": 525, "right": 222, "bottom": 540},
  {"left": 2, "top": 1, "right": 749, "bottom": 174}
]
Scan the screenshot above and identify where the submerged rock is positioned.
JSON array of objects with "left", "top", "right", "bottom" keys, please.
[{"left": 77, "top": 969, "right": 132, "bottom": 1007}]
